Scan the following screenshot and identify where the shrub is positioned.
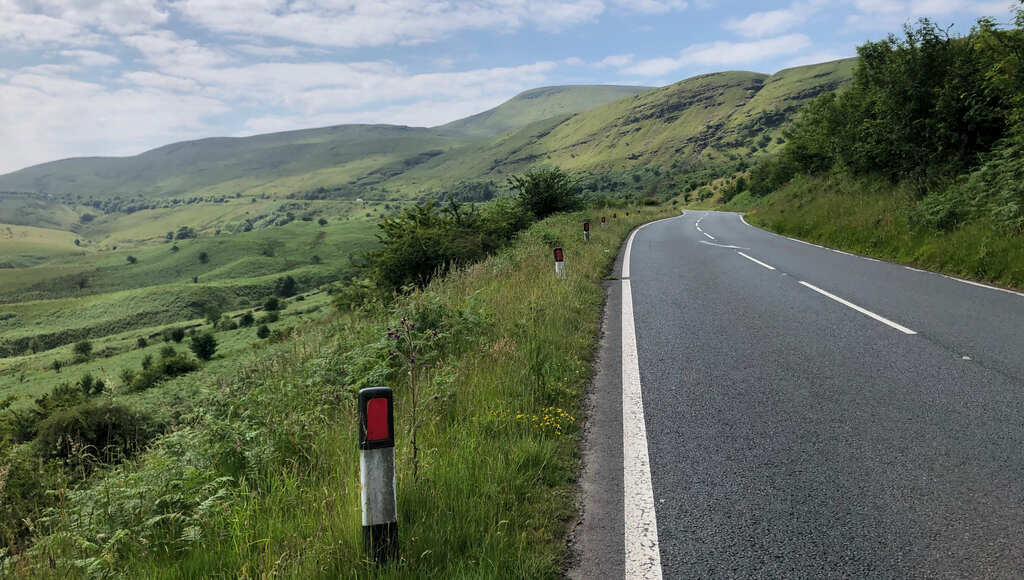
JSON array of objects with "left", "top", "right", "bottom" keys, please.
[
  {"left": 126, "top": 255, "right": 137, "bottom": 264},
  {"left": 509, "top": 167, "right": 580, "bottom": 219},
  {"left": 239, "top": 312, "right": 255, "bottom": 327},
  {"left": 259, "top": 311, "right": 279, "bottom": 324},
  {"left": 263, "top": 297, "right": 280, "bottom": 311},
  {"left": 274, "top": 275, "right": 297, "bottom": 298},
  {"left": 34, "top": 401, "right": 157, "bottom": 464},
  {"left": 136, "top": 337, "right": 147, "bottom": 349},
  {"left": 160, "top": 345, "right": 177, "bottom": 359},
  {"left": 256, "top": 325, "right": 270, "bottom": 339},
  {"left": 130, "top": 355, "right": 199, "bottom": 392},
  {"left": 166, "top": 327, "right": 185, "bottom": 343},
  {"left": 72, "top": 339, "right": 93, "bottom": 359},
  {"left": 190, "top": 333, "right": 218, "bottom": 361},
  {"left": 77, "top": 373, "right": 104, "bottom": 397}
]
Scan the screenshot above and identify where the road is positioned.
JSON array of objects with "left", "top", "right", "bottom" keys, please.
[{"left": 570, "top": 211, "right": 1024, "bottom": 579}]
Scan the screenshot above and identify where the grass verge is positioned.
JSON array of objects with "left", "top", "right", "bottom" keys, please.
[
  {"left": 725, "top": 174, "right": 1024, "bottom": 290},
  {"left": 7, "top": 205, "right": 675, "bottom": 578}
]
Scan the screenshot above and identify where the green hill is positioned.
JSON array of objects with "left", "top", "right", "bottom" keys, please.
[
  {"left": 0, "top": 66, "right": 851, "bottom": 204},
  {"left": 437, "top": 85, "right": 651, "bottom": 137}
]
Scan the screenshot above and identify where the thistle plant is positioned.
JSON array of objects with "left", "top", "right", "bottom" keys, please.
[{"left": 385, "top": 316, "right": 441, "bottom": 481}]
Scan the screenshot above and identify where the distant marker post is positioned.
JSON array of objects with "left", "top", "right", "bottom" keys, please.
[
  {"left": 554, "top": 247, "right": 565, "bottom": 278},
  {"left": 584, "top": 220, "right": 591, "bottom": 241},
  {"left": 601, "top": 216, "right": 606, "bottom": 228},
  {"left": 358, "top": 387, "right": 398, "bottom": 564}
]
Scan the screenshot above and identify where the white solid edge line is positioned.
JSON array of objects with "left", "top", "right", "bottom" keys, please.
[
  {"left": 739, "top": 214, "right": 753, "bottom": 227},
  {"left": 799, "top": 281, "right": 917, "bottom": 335},
  {"left": 736, "top": 251, "right": 776, "bottom": 270},
  {"left": 904, "top": 266, "right": 927, "bottom": 273},
  {"left": 620, "top": 222, "right": 665, "bottom": 580},
  {"left": 703, "top": 232, "right": 715, "bottom": 240},
  {"left": 939, "top": 274, "right": 1024, "bottom": 297}
]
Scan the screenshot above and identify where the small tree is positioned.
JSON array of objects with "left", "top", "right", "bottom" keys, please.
[
  {"left": 29, "top": 337, "right": 44, "bottom": 354},
  {"left": 509, "top": 167, "right": 580, "bottom": 219},
  {"left": 190, "top": 333, "right": 217, "bottom": 361},
  {"left": 256, "top": 325, "right": 270, "bottom": 339},
  {"left": 239, "top": 312, "right": 255, "bottom": 327},
  {"left": 136, "top": 337, "right": 147, "bottom": 349},
  {"left": 274, "top": 275, "right": 297, "bottom": 298},
  {"left": 264, "top": 297, "right": 280, "bottom": 311},
  {"left": 73, "top": 339, "right": 93, "bottom": 359},
  {"left": 198, "top": 251, "right": 209, "bottom": 264},
  {"left": 159, "top": 345, "right": 176, "bottom": 359},
  {"left": 168, "top": 327, "right": 185, "bottom": 343},
  {"left": 318, "top": 217, "right": 328, "bottom": 226},
  {"left": 126, "top": 255, "right": 137, "bottom": 264},
  {"left": 51, "top": 359, "right": 63, "bottom": 374}
]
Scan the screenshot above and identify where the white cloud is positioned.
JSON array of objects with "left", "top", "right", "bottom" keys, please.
[
  {"left": 60, "top": 49, "right": 120, "bottom": 67},
  {"left": 232, "top": 44, "right": 307, "bottom": 59},
  {"left": 617, "top": 0, "right": 688, "bottom": 13},
  {"left": 725, "top": 2, "right": 825, "bottom": 38},
  {"left": 174, "top": 0, "right": 606, "bottom": 48},
  {"left": 122, "top": 71, "right": 200, "bottom": 92},
  {"left": 623, "top": 34, "right": 812, "bottom": 76},
  {"left": 0, "top": 67, "right": 227, "bottom": 173},
  {"left": 598, "top": 54, "right": 634, "bottom": 67}
]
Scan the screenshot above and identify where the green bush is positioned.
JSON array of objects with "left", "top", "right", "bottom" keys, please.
[
  {"left": 256, "top": 325, "right": 270, "bottom": 339},
  {"left": 239, "top": 312, "right": 255, "bottom": 327},
  {"left": 34, "top": 401, "right": 157, "bottom": 463},
  {"left": 509, "top": 167, "right": 580, "bottom": 219},
  {"left": 159, "top": 345, "right": 177, "bottom": 358},
  {"left": 190, "top": 333, "right": 217, "bottom": 361},
  {"left": 263, "top": 297, "right": 280, "bottom": 311},
  {"left": 131, "top": 355, "right": 199, "bottom": 392},
  {"left": 72, "top": 339, "right": 93, "bottom": 360}
]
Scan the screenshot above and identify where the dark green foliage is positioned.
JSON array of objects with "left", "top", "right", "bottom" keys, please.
[
  {"left": 240, "top": 312, "right": 255, "bottom": 327},
  {"left": 130, "top": 354, "right": 199, "bottom": 391},
  {"left": 198, "top": 251, "right": 209, "bottom": 264},
  {"left": 136, "top": 336, "right": 147, "bottom": 348},
  {"left": 34, "top": 401, "right": 156, "bottom": 463},
  {"left": 175, "top": 226, "right": 197, "bottom": 240},
  {"left": 166, "top": 327, "right": 186, "bottom": 343},
  {"left": 51, "top": 359, "right": 63, "bottom": 373},
  {"left": 363, "top": 196, "right": 532, "bottom": 291},
  {"left": 274, "top": 275, "right": 297, "bottom": 298},
  {"left": 77, "top": 373, "right": 104, "bottom": 397},
  {"left": 28, "top": 336, "right": 43, "bottom": 353},
  {"left": 126, "top": 255, "right": 137, "bottom": 264},
  {"left": 263, "top": 296, "right": 280, "bottom": 311},
  {"left": 259, "top": 311, "right": 279, "bottom": 324},
  {"left": 72, "top": 339, "right": 93, "bottom": 359},
  {"left": 256, "top": 324, "right": 270, "bottom": 339},
  {"left": 141, "top": 354, "right": 153, "bottom": 370},
  {"left": 159, "top": 345, "right": 177, "bottom": 359},
  {"left": 318, "top": 217, "right": 328, "bottom": 226},
  {"left": 509, "top": 167, "right": 581, "bottom": 219},
  {"left": 190, "top": 333, "right": 217, "bottom": 361}
]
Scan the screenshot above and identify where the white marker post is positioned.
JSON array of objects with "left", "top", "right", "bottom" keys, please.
[
  {"left": 359, "top": 387, "right": 398, "bottom": 564},
  {"left": 583, "top": 220, "right": 591, "bottom": 241},
  {"left": 554, "top": 247, "right": 565, "bottom": 278},
  {"left": 613, "top": 213, "right": 618, "bottom": 222},
  {"left": 601, "top": 216, "right": 606, "bottom": 228}
]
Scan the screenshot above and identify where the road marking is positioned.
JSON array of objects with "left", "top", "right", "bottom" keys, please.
[
  {"left": 904, "top": 266, "right": 927, "bottom": 273},
  {"left": 786, "top": 236, "right": 824, "bottom": 249},
  {"left": 699, "top": 240, "right": 749, "bottom": 250},
  {"left": 799, "top": 281, "right": 917, "bottom": 335},
  {"left": 737, "top": 251, "right": 776, "bottom": 270},
  {"left": 739, "top": 214, "right": 754, "bottom": 227},
  {"left": 621, "top": 224, "right": 664, "bottom": 580},
  {"left": 702, "top": 232, "right": 715, "bottom": 240},
  {"left": 939, "top": 274, "right": 1024, "bottom": 297},
  {"left": 832, "top": 249, "right": 855, "bottom": 257}
]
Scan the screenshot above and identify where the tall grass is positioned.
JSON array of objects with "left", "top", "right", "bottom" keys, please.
[
  {"left": 9, "top": 206, "right": 675, "bottom": 578},
  {"left": 733, "top": 174, "right": 1024, "bottom": 289}
]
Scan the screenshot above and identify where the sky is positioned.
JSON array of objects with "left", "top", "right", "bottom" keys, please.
[{"left": 0, "top": 0, "right": 1017, "bottom": 174}]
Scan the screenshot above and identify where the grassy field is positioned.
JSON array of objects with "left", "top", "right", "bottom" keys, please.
[
  {"left": 722, "top": 174, "right": 1024, "bottom": 290},
  {"left": 5, "top": 204, "right": 676, "bottom": 578}
]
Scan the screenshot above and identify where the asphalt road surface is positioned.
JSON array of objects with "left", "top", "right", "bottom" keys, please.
[{"left": 571, "top": 211, "right": 1024, "bottom": 579}]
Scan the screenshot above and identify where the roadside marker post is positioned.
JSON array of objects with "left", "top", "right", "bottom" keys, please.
[
  {"left": 358, "top": 387, "right": 398, "bottom": 564},
  {"left": 554, "top": 247, "right": 566, "bottom": 278},
  {"left": 583, "top": 220, "right": 591, "bottom": 241},
  {"left": 613, "top": 213, "right": 617, "bottom": 221},
  {"left": 601, "top": 216, "right": 606, "bottom": 228}
]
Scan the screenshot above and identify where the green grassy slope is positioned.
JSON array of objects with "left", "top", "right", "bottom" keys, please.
[
  {"left": 0, "top": 85, "right": 652, "bottom": 201},
  {"left": 385, "top": 60, "right": 856, "bottom": 194},
  {"left": 437, "top": 85, "right": 651, "bottom": 137},
  {"left": 0, "top": 66, "right": 851, "bottom": 204}
]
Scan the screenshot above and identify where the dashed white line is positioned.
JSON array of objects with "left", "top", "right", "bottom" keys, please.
[
  {"left": 832, "top": 249, "right": 855, "bottom": 257},
  {"left": 737, "top": 251, "right": 776, "bottom": 270},
  {"left": 699, "top": 241, "right": 749, "bottom": 249},
  {"left": 703, "top": 232, "right": 715, "bottom": 240},
  {"left": 621, "top": 223, "right": 664, "bottom": 580},
  {"left": 799, "top": 281, "right": 917, "bottom": 335}
]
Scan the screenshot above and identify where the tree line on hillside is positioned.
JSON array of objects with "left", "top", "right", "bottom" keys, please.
[{"left": 747, "top": 13, "right": 1024, "bottom": 234}]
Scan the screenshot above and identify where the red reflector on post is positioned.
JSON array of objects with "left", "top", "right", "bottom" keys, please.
[
  {"left": 366, "top": 398, "right": 389, "bottom": 441},
  {"left": 584, "top": 221, "right": 590, "bottom": 232},
  {"left": 554, "top": 247, "right": 564, "bottom": 262},
  {"left": 601, "top": 217, "right": 606, "bottom": 223}
]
